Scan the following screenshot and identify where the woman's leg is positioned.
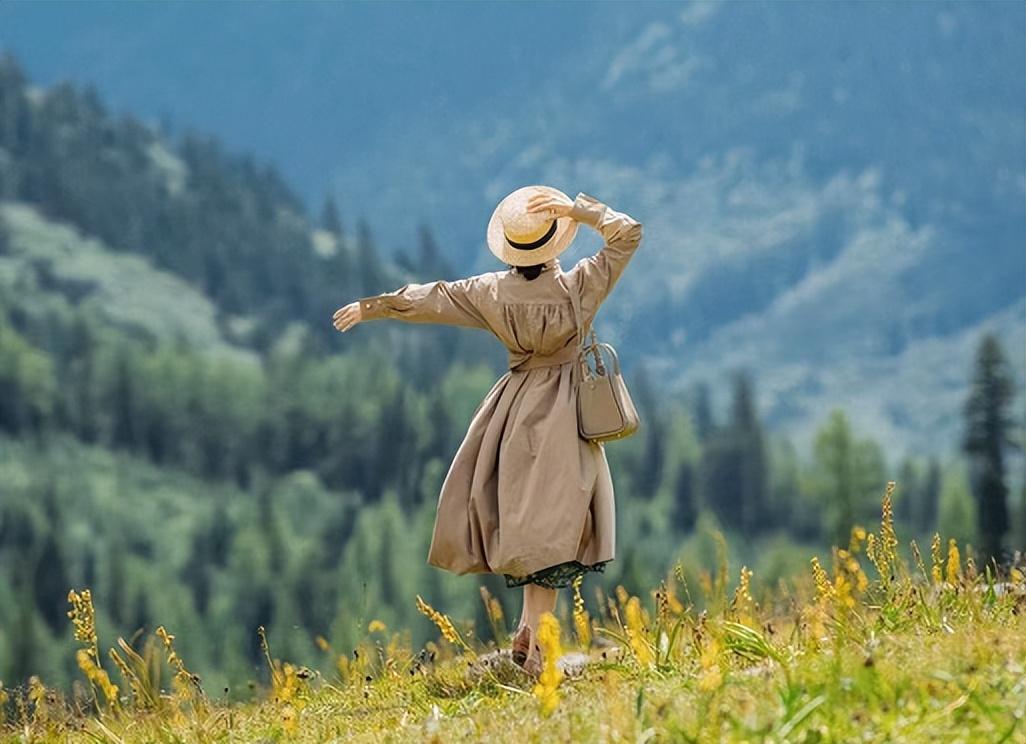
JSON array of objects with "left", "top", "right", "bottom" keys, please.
[
  {"left": 521, "top": 584, "right": 558, "bottom": 669},
  {"left": 519, "top": 583, "right": 559, "bottom": 631},
  {"left": 528, "top": 584, "right": 559, "bottom": 625},
  {"left": 517, "top": 585, "right": 532, "bottom": 631},
  {"left": 513, "top": 585, "right": 558, "bottom": 651}
]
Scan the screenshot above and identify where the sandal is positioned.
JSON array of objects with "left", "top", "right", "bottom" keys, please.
[{"left": 511, "top": 624, "right": 542, "bottom": 676}]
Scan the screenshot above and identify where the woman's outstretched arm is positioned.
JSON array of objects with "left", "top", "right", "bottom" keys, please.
[{"left": 333, "top": 275, "right": 491, "bottom": 332}]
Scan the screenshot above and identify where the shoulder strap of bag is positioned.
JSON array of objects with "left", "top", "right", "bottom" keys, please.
[{"left": 557, "top": 270, "right": 601, "bottom": 387}]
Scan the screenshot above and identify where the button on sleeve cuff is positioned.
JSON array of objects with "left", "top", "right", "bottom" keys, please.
[{"left": 357, "top": 296, "right": 388, "bottom": 321}]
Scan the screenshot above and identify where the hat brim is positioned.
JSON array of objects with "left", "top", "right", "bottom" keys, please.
[{"left": 487, "top": 185, "right": 580, "bottom": 267}]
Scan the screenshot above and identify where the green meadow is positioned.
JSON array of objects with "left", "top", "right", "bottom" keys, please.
[{"left": 4, "top": 487, "right": 1025, "bottom": 743}]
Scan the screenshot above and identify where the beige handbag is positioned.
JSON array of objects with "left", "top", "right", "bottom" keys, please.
[{"left": 558, "top": 272, "right": 641, "bottom": 443}]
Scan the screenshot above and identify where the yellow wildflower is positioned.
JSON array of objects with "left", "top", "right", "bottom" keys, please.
[
  {"left": 571, "top": 573, "right": 591, "bottom": 649},
  {"left": 946, "top": 538, "right": 961, "bottom": 585},
  {"left": 66, "top": 589, "right": 98, "bottom": 654},
  {"left": 615, "top": 584, "right": 629, "bottom": 608},
  {"left": 415, "top": 595, "right": 476, "bottom": 659},
  {"left": 849, "top": 525, "right": 867, "bottom": 553},
  {"left": 730, "top": 566, "right": 755, "bottom": 625},
  {"left": 931, "top": 533, "right": 943, "bottom": 585},
  {"left": 833, "top": 572, "right": 855, "bottom": 609},
  {"left": 666, "top": 579, "right": 685, "bottom": 615},
  {"left": 488, "top": 597, "right": 504, "bottom": 624},
  {"left": 696, "top": 635, "right": 722, "bottom": 692},
  {"left": 28, "top": 676, "right": 48, "bottom": 725},
  {"left": 532, "top": 612, "right": 564, "bottom": 716},
  {"left": 810, "top": 556, "right": 834, "bottom": 601},
  {"left": 368, "top": 619, "right": 387, "bottom": 634},
  {"left": 624, "top": 596, "right": 654, "bottom": 666},
  {"left": 879, "top": 481, "right": 898, "bottom": 574},
  {"left": 281, "top": 702, "right": 298, "bottom": 736},
  {"left": 157, "top": 625, "right": 203, "bottom": 702},
  {"left": 76, "top": 648, "right": 119, "bottom": 709}
]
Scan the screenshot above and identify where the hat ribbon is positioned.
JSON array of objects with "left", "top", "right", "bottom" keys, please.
[{"left": 505, "top": 218, "right": 558, "bottom": 251}]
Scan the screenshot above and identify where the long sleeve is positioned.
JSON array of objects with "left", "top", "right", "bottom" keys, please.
[
  {"left": 566, "top": 192, "right": 644, "bottom": 316},
  {"left": 356, "top": 274, "right": 491, "bottom": 329}
]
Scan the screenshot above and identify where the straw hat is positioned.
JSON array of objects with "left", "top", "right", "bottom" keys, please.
[{"left": 487, "top": 185, "right": 580, "bottom": 267}]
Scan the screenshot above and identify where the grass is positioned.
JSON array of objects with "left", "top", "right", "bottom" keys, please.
[{"left": 3, "top": 482, "right": 1025, "bottom": 743}]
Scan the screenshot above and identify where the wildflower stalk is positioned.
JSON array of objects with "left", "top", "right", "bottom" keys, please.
[
  {"left": 415, "top": 595, "right": 477, "bottom": 659},
  {"left": 624, "top": 596, "right": 655, "bottom": 667},
  {"left": 571, "top": 574, "right": 591, "bottom": 649},
  {"left": 478, "top": 586, "right": 506, "bottom": 646},
  {"left": 532, "top": 612, "right": 563, "bottom": 716},
  {"left": 67, "top": 589, "right": 107, "bottom": 714}
]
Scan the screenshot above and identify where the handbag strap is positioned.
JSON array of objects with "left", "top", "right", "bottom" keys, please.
[
  {"left": 557, "top": 271, "right": 602, "bottom": 386},
  {"left": 557, "top": 271, "right": 583, "bottom": 347}
]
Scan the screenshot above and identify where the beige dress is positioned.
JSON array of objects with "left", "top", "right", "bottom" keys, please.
[{"left": 356, "top": 192, "right": 644, "bottom": 584}]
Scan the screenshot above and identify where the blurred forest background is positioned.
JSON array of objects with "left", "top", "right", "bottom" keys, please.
[{"left": 0, "top": 1, "right": 1023, "bottom": 698}]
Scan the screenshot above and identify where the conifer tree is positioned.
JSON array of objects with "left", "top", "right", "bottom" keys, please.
[
  {"left": 728, "top": 370, "right": 768, "bottom": 534},
  {"left": 690, "top": 381, "right": 715, "bottom": 442},
  {"left": 895, "top": 457, "right": 920, "bottom": 529},
  {"left": 356, "top": 217, "right": 386, "bottom": 296},
  {"left": 919, "top": 457, "right": 942, "bottom": 533},
  {"left": 673, "top": 460, "right": 698, "bottom": 532},
  {"left": 320, "top": 194, "right": 344, "bottom": 236},
  {"left": 962, "top": 333, "right": 1016, "bottom": 566}
]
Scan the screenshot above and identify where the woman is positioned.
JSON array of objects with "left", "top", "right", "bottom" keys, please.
[{"left": 332, "top": 185, "right": 644, "bottom": 675}]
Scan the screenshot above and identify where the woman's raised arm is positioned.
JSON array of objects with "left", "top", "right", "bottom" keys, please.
[{"left": 566, "top": 192, "right": 644, "bottom": 317}]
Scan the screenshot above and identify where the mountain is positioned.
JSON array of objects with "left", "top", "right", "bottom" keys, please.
[
  {"left": 326, "top": 1, "right": 1026, "bottom": 461},
  {"left": 1, "top": 1, "right": 1022, "bottom": 462}
]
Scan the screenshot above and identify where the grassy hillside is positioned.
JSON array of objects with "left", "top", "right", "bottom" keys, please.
[
  {"left": 0, "top": 200, "right": 255, "bottom": 363},
  {"left": 2, "top": 488, "right": 1024, "bottom": 743}
]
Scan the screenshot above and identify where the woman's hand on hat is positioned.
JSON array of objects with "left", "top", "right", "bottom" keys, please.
[
  {"left": 332, "top": 302, "right": 362, "bottom": 333},
  {"left": 526, "top": 191, "right": 573, "bottom": 219}
]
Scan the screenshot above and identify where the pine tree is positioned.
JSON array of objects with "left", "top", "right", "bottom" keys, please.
[
  {"left": 919, "top": 457, "right": 942, "bottom": 533},
  {"left": 938, "top": 465, "right": 978, "bottom": 548},
  {"left": 895, "top": 457, "right": 920, "bottom": 530},
  {"left": 812, "top": 408, "right": 886, "bottom": 547},
  {"left": 690, "top": 381, "right": 715, "bottom": 441},
  {"left": 673, "top": 460, "right": 698, "bottom": 532},
  {"left": 31, "top": 480, "right": 68, "bottom": 631},
  {"left": 728, "top": 370, "right": 768, "bottom": 534},
  {"left": 962, "top": 333, "right": 1016, "bottom": 566},
  {"left": 416, "top": 223, "right": 452, "bottom": 278},
  {"left": 320, "top": 194, "right": 344, "bottom": 236},
  {"left": 356, "top": 217, "right": 387, "bottom": 297},
  {"left": 632, "top": 365, "right": 666, "bottom": 498}
]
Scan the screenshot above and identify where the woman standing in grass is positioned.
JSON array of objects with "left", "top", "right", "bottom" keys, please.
[{"left": 333, "top": 185, "right": 644, "bottom": 674}]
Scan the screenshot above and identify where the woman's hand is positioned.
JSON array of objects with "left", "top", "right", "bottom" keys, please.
[
  {"left": 332, "top": 301, "right": 362, "bottom": 333},
  {"left": 526, "top": 190, "right": 574, "bottom": 219}
]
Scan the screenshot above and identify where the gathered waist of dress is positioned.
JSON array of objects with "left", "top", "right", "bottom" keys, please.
[{"left": 508, "top": 342, "right": 580, "bottom": 372}]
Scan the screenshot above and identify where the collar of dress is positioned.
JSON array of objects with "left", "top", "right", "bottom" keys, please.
[{"left": 509, "top": 257, "right": 560, "bottom": 275}]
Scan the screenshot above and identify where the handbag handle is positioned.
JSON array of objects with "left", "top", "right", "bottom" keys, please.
[{"left": 588, "top": 342, "right": 621, "bottom": 376}]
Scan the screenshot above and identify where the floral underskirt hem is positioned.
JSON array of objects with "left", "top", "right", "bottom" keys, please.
[{"left": 503, "top": 559, "right": 612, "bottom": 589}]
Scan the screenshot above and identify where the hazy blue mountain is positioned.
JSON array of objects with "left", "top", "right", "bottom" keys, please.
[{"left": 2, "top": 1, "right": 1022, "bottom": 462}]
